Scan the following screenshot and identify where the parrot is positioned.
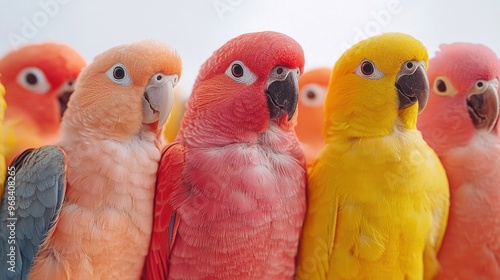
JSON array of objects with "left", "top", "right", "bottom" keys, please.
[
  {"left": 295, "top": 67, "right": 331, "bottom": 162},
  {"left": 417, "top": 43, "right": 500, "bottom": 279},
  {"left": 142, "top": 31, "right": 307, "bottom": 280},
  {"left": 296, "top": 32, "right": 450, "bottom": 280},
  {"left": 163, "top": 88, "right": 186, "bottom": 143},
  {"left": 0, "top": 42, "right": 86, "bottom": 164},
  {"left": 0, "top": 40, "right": 182, "bottom": 279},
  {"left": 0, "top": 81, "right": 6, "bottom": 201}
]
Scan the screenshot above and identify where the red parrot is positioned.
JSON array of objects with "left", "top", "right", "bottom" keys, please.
[
  {"left": 143, "top": 31, "right": 307, "bottom": 279},
  {"left": 0, "top": 42, "right": 86, "bottom": 164}
]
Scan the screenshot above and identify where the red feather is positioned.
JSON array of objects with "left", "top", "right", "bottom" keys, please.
[{"left": 142, "top": 142, "right": 185, "bottom": 280}]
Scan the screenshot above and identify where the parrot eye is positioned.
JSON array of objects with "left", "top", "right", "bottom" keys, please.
[
  {"left": 436, "top": 79, "right": 447, "bottom": 92},
  {"left": 231, "top": 64, "right": 244, "bottom": 78},
  {"left": 16, "top": 67, "right": 51, "bottom": 94},
  {"left": 106, "top": 63, "right": 132, "bottom": 86},
  {"left": 355, "top": 60, "right": 384, "bottom": 80},
  {"left": 225, "top": 60, "right": 257, "bottom": 85},
  {"left": 361, "top": 61, "right": 374, "bottom": 75},
  {"left": 470, "top": 79, "right": 490, "bottom": 94},
  {"left": 433, "top": 76, "right": 458, "bottom": 97},
  {"left": 113, "top": 67, "right": 125, "bottom": 80},
  {"left": 300, "top": 84, "right": 326, "bottom": 107}
]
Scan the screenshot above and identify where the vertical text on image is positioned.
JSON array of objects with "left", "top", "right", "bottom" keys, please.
[{"left": 5, "top": 166, "right": 17, "bottom": 273}]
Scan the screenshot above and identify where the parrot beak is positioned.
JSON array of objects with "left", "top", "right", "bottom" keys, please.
[
  {"left": 58, "top": 79, "right": 76, "bottom": 117},
  {"left": 466, "top": 78, "right": 499, "bottom": 132},
  {"left": 265, "top": 66, "right": 300, "bottom": 121},
  {"left": 395, "top": 61, "right": 429, "bottom": 113},
  {"left": 142, "top": 73, "right": 178, "bottom": 128}
]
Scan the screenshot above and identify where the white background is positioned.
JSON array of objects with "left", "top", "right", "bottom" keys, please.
[{"left": 1, "top": 0, "right": 499, "bottom": 97}]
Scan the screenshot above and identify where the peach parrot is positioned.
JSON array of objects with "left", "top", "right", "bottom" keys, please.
[{"left": 0, "top": 40, "right": 181, "bottom": 279}]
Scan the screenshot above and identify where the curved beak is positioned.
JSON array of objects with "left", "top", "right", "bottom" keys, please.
[
  {"left": 265, "top": 66, "right": 300, "bottom": 121},
  {"left": 467, "top": 79, "right": 499, "bottom": 132},
  {"left": 396, "top": 61, "right": 429, "bottom": 113},
  {"left": 142, "top": 73, "right": 178, "bottom": 128},
  {"left": 58, "top": 80, "right": 76, "bottom": 117}
]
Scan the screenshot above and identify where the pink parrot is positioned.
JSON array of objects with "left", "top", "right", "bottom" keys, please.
[
  {"left": 142, "top": 31, "right": 307, "bottom": 279},
  {"left": 0, "top": 40, "right": 181, "bottom": 279},
  {"left": 417, "top": 43, "right": 500, "bottom": 279},
  {"left": 0, "top": 42, "right": 86, "bottom": 164}
]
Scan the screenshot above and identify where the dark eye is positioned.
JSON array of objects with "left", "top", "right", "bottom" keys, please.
[
  {"left": 433, "top": 76, "right": 457, "bottom": 96},
  {"left": 26, "top": 73, "right": 38, "bottom": 85},
  {"left": 477, "top": 81, "right": 484, "bottom": 88},
  {"left": 306, "top": 90, "right": 316, "bottom": 100},
  {"left": 436, "top": 79, "right": 447, "bottom": 92},
  {"left": 105, "top": 63, "right": 132, "bottom": 86},
  {"left": 113, "top": 66, "right": 125, "bottom": 80},
  {"left": 231, "top": 64, "right": 244, "bottom": 78},
  {"left": 16, "top": 67, "right": 50, "bottom": 94},
  {"left": 361, "top": 61, "right": 374, "bottom": 75},
  {"left": 300, "top": 84, "right": 326, "bottom": 107},
  {"left": 224, "top": 60, "right": 257, "bottom": 84}
]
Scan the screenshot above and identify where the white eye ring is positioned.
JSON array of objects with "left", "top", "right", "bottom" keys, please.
[
  {"left": 16, "top": 67, "right": 51, "bottom": 94},
  {"left": 224, "top": 60, "right": 257, "bottom": 85},
  {"left": 105, "top": 63, "right": 132, "bottom": 86},
  {"left": 300, "top": 84, "right": 326, "bottom": 107},
  {"left": 433, "top": 76, "right": 458, "bottom": 97},
  {"left": 470, "top": 79, "right": 490, "bottom": 94},
  {"left": 355, "top": 59, "right": 384, "bottom": 80}
]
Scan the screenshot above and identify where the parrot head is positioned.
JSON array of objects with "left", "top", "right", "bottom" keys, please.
[
  {"left": 0, "top": 42, "right": 86, "bottom": 133},
  {"left": 182, "top": 31, "right": 304, "bottom": 145},
  {"left": 324, "top": 32, "right": 429, "bottom": 138},
  {"left": 63, "top": 40, "right": 181, "bottom": 140},
  {"left": 417, "top": 43, "right": 500, "bottom": 154},
  {"left": 295, "top": 67, "right": 330, "bottom": 144}
]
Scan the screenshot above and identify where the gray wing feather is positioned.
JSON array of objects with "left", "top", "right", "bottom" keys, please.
[{"left": 0, "top": 146, "right": 66, "bottom": 279}]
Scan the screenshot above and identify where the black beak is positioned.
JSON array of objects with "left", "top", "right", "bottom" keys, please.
[
  {"left": 396, "top": 61, "right": 429, "bottom": 113},
  {"left": 58, "top": 91, "right": 73, "bottom": 117},
  {"left": 58, "top": 80, "right": 76, "bottom": 117},
  {"left": 467, "top": 79, "right": 499, "bottom": 132},
  {"left": 265, "top": 67, "right": 300, "bottom": 121}
]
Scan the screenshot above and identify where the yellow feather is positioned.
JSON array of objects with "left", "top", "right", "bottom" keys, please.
[
  {"left": 297, "top": 33, "right": 449, "bottom": 280},
  {"left": 163, "top": 88, "right": 186, "bottom": 142}
]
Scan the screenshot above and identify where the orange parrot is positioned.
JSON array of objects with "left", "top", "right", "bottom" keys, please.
[
  {"left": 295, "top": 67, "right": 331, "bottom": 162},
  {"left": 0, "top": 42, "right": 86, "bottom": 164}
]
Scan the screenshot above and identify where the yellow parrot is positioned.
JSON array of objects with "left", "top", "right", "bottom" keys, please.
[
  {"left": 163, "top": 87, "right": 186, "bottom": 143},
  {"left": 296, "top": 33, "right": 450, "bottom": 280}
]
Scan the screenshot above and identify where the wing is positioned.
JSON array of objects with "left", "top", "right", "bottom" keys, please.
[
  {"left": 296, "top": 157, "right": 338, "bottom": 280},
  {"left": 142, "top": 142, "right": 185, "bottom": 280},
  {"left": 423, "top": 156, "right": 450, "bottom": 280},
  {"left": 0, "top": 146, "right": 66, "bottom": 279}
]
